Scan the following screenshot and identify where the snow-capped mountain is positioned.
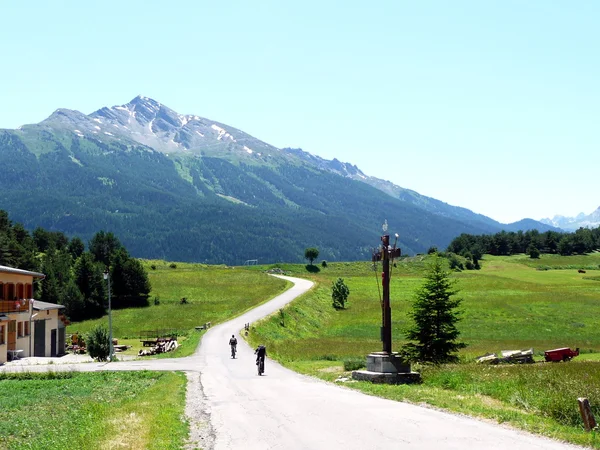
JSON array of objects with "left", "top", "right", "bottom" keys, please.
[
  {"left": 31, "top": 95, "right": 555, "bottom": 234},
  {"left": 540, "top": 207, "right": 600, "bottom": 231},
  {"left": 41, "top": 95, "right": 278, "bottom": 157}
]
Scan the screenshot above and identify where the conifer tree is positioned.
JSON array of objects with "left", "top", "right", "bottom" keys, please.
[{"left": 403, "top": 256, "right": 466, "bottom": 363}]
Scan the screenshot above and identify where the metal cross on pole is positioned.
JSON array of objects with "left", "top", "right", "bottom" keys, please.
[{"left": 373, "top": 222, "right": 401, "bottom": 355}]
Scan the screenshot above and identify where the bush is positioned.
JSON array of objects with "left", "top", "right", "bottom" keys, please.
[
  {"left": 321, "top": 260, "right": 328, "bottom": 267},
  {"left": 343, "top": 357, "right": 366, "bottom": 371},
  {"left": 86, "top": 324, "right": 110, "bottom": 361},
  {"left": 150, "top": 264, "right": 157, "bottom": 270},
  {"left": 169, "top": 263, "right": 177, "bottom": 269},
  {"left": 153, "top": 295, "right": 160, "bottom": 305},
  {"left": 180, "top": 297, "right": 188, "bottom": 304},
  {"left": 331, "top": 277, "right": 350, "bottom": 309}
]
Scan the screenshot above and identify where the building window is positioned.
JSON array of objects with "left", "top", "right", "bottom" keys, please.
[
  {"left": 24, "top": 321, "right": 30, "bottom": 336},
  {"left": 0, "top": 282, "right": 4, "bottom": 300},
  {"left": 17, "top": 322, "right": 23, "bottom": 337},
  {"left": 0, "top": 325, "right": 5, "bottom": 345},
  {"left": 26, "top": 284, "right": 32, "bottom": 299}
]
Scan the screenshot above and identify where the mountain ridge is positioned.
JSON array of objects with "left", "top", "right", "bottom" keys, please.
[{"left": 0, "top": 96, "right": 559, "bottom": 264}]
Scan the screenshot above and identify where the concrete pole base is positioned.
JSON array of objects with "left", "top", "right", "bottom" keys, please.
[{"left": 352, "top": 352, "right": 421, "bottom": 385}]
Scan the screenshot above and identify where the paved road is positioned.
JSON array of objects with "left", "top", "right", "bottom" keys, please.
[{"left": 1, "top": 275, "right": 583, "bottom": 449}]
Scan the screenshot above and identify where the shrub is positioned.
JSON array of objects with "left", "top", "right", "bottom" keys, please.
[
  {"left": 321, "top": 260, "right": 328, "bottom": 267},
  {"left": 331, "top": 277, "right": 350, "bottom": 309},
  {"left": 150, "top": 264, "right": 157, "bottom": 270},
  {"left": 153, "top": 295, "right": 160, "bottom": 305},
  {"left": 180, "top": 297, "right": 188, "bottom": 304},
  {"left": 343, "top": 357, "right": 366, "bottom": 371},
  {"left": 169, "top": 263, "right": 177, "bottom": 269},
  {"left": 86, "top": 324, "right": 110, "bottom": 361}
]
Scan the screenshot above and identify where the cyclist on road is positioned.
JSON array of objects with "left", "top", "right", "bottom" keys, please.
[
  {"left": 229, "top": 334, "right": 237, "bottom": 357},
  {"left": 255, "top": 344, "right": 266, "bottom": 369}
]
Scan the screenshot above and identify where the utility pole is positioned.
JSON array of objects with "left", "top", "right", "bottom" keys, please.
[
  {"left": 103, "top": 267, "right": 113, "bottom": 361},
  {"left": 373, "top": 223, "right": 401, "bottom": 355}
]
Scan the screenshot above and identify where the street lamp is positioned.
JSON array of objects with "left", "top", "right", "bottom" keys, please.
[{"left": 103, "top": 268, "right": 113, "bottom": 361}]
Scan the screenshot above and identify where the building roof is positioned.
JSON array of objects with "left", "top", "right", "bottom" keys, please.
[
  {"left": 32, "top": 300, "right": 65, "bottom": 311},
  {"left": 0, "top": 265, "right": 45, "bottom": 279}
]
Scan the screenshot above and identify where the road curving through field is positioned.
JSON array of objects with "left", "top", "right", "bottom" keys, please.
[{"left": 197, "top": 275, "right": 582, "bottom": 450}]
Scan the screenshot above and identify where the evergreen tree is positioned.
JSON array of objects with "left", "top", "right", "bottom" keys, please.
[
  {"left": 89, "top": 231, "right": 123, "bottom": 267},
  {"left": 74, "top": 252, "right": 105, "bottom": 317},
  {"left": 527, "top": 243, "right": 540, "bottom": 259},
  {"left": 110, "top": 249, "right": 151, "bottom": 307},
  {"left": 68, "top": 237, "right": 85, "bottom": 259},
  {"left": 403, "top": 257, "right": 466, "bottom": 363},
  {"left": 62, "top": 279, "right": 86, "bottom": 322}
]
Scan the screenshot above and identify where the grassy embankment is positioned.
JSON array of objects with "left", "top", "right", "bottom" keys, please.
[
  {"left": 4, "top": 262, "right": 288, "bottom": 449},
  {"left": 248, "top": 254, "right": 600, "bottom": 448}
]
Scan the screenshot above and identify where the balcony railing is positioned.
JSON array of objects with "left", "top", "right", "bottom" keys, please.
[{"left": 0, "top": 299, "right": 31, "bottom": 314}]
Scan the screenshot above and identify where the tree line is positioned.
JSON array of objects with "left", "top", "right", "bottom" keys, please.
[
  {"left": 447, "top": 226, "right": 600, "bottom": 258},
  {"left": 0, "top": 210, "right": 150, "bottom": 322}
]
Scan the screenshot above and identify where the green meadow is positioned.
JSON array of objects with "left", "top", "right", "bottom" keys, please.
[
  {"left": 0, "top": 371, "right": 187, "bottom": 450},
  {"left": 69, "top": 260, "right": 289, "bottom": 356},
  {"left": 248, "top": 254, "right": 600, "bottom": 447}
]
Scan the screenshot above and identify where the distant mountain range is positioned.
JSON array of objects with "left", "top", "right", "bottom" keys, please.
[
  {"left": 0, "top": 96, "right": 559, "bottom": 264},
  {"left": 540, "top": 208, "right": 600, "bottom": 231}
]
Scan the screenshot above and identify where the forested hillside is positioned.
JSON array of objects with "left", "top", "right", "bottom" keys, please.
[
  {"left": 0, "top": 97, "right": 556, "bottom": 264},
  {"left": 0, "top": 210, "right": 149, "bottom": 321}
]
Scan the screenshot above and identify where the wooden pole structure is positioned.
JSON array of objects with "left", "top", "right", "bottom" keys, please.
[
  {"left": 374, "top": 226, "right": 401, "bottom": 355},
  {"left": 381, "top": 234, "right": 392, "bottom": 354}
]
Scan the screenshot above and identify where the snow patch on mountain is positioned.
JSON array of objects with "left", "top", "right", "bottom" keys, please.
[{"left": 540, "top": 207, "right": 600, "bottom": 231}]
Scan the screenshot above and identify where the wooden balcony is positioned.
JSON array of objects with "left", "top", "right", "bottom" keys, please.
[{"left": 0, "top": 299, "right": 31, "bottom": 314}]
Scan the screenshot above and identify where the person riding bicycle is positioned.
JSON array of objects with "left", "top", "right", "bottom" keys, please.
[
  {"left": 229, "top": 335, "right": 237, "bottom": 356},
  {"left": 255, "top": 344, "right": 266, "bottom": 368}
]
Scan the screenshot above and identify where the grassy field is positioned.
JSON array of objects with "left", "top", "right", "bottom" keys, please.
[
  {"left": 248, "top": 254, "right": 600, "bottom": 447},
  {"left": 0, "top": 371, "right": 187, "bottom": 450},
  {"left": 69, "top": 260, "right": 289, "bottom": 355}
]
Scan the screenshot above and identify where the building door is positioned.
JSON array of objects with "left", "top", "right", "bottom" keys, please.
[
  {"left": 50, "top": 329, "right": 57, "bottom": 357},
  {"left": 58, "top": 328, "right": 66, "bottom": 356},
  {"left": 34, "top": 320, "right": 45, "bottom": 357},
  {"left": 7, "top": 320, "right": 16, "bottom": 351}
]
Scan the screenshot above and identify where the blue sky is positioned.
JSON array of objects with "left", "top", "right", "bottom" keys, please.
[{"left": 2, "top": 1, "right": 598, "bottom": 224}]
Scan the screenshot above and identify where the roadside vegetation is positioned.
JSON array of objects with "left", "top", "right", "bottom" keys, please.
[
  {"left": 248, "top": 254, "right": 600, "bottom": 448},
  {"left": 0, "top": 371, "right": 187, "bottom": 450}
]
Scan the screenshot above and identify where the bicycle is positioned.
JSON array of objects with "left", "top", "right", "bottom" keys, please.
[{"left": 257, "top": 356, "right": 264, "bottom": 375}]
